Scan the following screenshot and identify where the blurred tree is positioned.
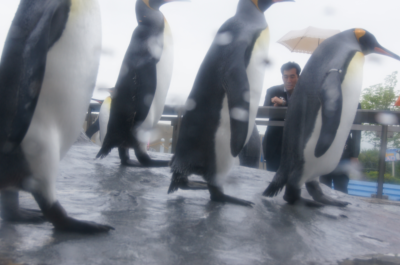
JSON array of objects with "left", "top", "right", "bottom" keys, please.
[
  {"left": 360, "top": 71, "right": 400, "bottom": 148},
  {"left": 358, "top": 149, "right": 379, "bottom": 172},
  {"left": 361, "top": 71, "right": 399, "bottom": 111},
  {"left": 358, "top": 148, "right": 400, "bottom": 179}
]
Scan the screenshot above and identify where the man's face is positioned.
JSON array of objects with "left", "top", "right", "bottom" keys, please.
[{"left": 282, "top": 68, "right": 299, "bottom": 93}]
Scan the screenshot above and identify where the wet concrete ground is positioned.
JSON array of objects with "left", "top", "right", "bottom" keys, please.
[{"left": 1, "top": 140, "right": 400, "bottom": 265}]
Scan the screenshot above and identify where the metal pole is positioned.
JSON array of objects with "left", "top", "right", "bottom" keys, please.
[
  {"left": 86, "top": 106, "right": 92, "bottom": 130},
  {"left": 171, "top": 119, "right": 178, "bottom": 154},
  {"left": 392, "top": 161, "right": 395, "bottom": 177},
  {"left": 377, "top": 125, "right": 388, "bottom": 199},
  {"left": 160, "top": 138, "right": 165, "bottom": 153},
  {"left": 176, "top": 108, "right": 183, "bottom": 138}
]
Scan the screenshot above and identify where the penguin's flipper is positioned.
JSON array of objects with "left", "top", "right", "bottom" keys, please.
[
  {"left": 314, "top": 71, "right": 343, "bottom": 157},
  {"left": 224, "top": 55, "right": 250, "bottom": 157},
  {"left": 97, "top": 62, "right": 158, "bottom": 160},
  {"left": 0, "top": 0, "right": 71, "bottom": 152}
]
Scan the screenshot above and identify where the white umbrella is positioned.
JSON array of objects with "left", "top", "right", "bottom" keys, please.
[{"left": 277, "top": 26, "right": 340, "bottom": 54}]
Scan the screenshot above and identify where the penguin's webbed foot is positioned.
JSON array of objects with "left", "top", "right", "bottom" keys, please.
[
  {"left": 123, "top": 147, "right": 169, "bottom": 167},
  {"left": 208, "top": 185, "right": 254, "bottom": 207},
  {"left": 284, "top": 196, "right": 325, "bottom": 207},
  {"left": 1, "top": 207, "right": 46, "bottom": 223},
  {"left": 120, "top": 159, "right": 142, "bottom": 167},
  {"left": 54, "top": 217, "right": 115, "bottom": 234},
  {"left": 144, "top": 159, "right": 170, "bottom": 167},
  {"left": 182, "top": 181, "right": 208, "bottom": 190},
  {"left": 121, "top": 159, "right": 170, "bottom": 167},
  {"left": 306, "top": 181, "right": 349, "bottom": 207},
  {"left": 283, "top": 183, "right": 324, "bottom": 208},
  {"left": 168, "top": 173, "right": 208, "bottom": 194},
  {"left": 40, "top": 201, "right": 114, "bottom": 234},
  {"left": 312, "top": 194, "right": 350, "bottom": 207}
]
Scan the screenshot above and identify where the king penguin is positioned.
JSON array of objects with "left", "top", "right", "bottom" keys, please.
[
  {"left": 263, "top": 29, "right": 400, "bottom": 207},
  {"left": 168, "top": 0, "right": 293, "bottom": 207},
  {"left": 0, "top": 0, "right": 113, "bottom": 233},
  {"left": 96, "top": 0, "right": 187, "bottom": 167}
]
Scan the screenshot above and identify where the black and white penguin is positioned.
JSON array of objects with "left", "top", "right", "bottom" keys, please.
[
  {"left": 168, "top": 0, "right": 293, "bottom": 207},
  {"left": 96, "top": 0, "right": 187, "bottom": 167},
  {"left": 0, "top": 0, "right": 113, "bottom": 232},
  {"left": 263, "top": 29, "right": 400, "bottom": 207}
]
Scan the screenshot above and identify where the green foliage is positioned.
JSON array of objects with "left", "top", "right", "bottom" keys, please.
[
  {"left": 358, "top": 149, "right": 379, "bottom": 172},
  {"left": 360, "top": 71, "right": 400, "bottom": 148},
  {"left": 359, "top": 149, "right": 400, "bottom": 181},
  {"left": 361, "top": 71, "right": 399, "bottom": 111},
  {"left": 364, "top": 171, "right": 400, "bottom": 184},
  {"left": 358, "top": 72, "right": 400, "bottom": 181}
]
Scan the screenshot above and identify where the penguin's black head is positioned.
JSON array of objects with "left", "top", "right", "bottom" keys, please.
[
  {"left": 355, "top": 28, "right": 400, "bottom": 60},
  {"left": 143, "top": 0, "right": 189, "bottom": 10},
  {"left": 252, "top": 0, "right": 294, "bottom": 12}
]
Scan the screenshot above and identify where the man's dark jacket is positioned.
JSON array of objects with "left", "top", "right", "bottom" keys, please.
[{"left": 262, "top": 84, "right": 287, "bottom": 172}]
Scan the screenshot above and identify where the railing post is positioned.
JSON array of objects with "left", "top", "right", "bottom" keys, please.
[
  {"left": 160, "top": 138, "right": 165, "bottom": 153},
  {"left": 171, "top": 109, "right": 183, "bottom": 154},
  {"left": 377, "top": 125, "right": 388, "bottom": 199},
  {"left": 171, "top": 119, "right": 178, "bottom": 154},
  {"left": 86, "top": 106, "right": 92, "bottom": 130}
]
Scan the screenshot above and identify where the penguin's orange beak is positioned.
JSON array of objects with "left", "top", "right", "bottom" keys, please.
[{"left": 374, "top": 46, "right": 400, "bottom": 61}]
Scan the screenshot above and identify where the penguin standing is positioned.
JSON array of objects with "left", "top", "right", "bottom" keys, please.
[
  {"left": 96, "top": 0, "right": 187, "bottom": 167},
  {"left": 168, "top": 0, "right": 293, "bottom": 207},
  {"left": 263, "top": 29, "right": 400, "bottom": 207},
  {"left": 0, "top": 0, "right": 113, "bottom": 232}
]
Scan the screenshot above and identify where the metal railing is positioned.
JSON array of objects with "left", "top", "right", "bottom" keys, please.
[{"left": 87, "top": 103, "right": 400, "bottom": 199}]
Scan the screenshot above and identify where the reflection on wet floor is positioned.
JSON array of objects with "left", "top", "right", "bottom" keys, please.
[
  {"left": 0, "top": 143, "right": 400, "bottom": 264},
  {"left": 339, "top": 254, "right": 400, "bottom": 265}
]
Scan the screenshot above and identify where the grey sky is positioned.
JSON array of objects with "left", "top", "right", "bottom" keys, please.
[{"left": 1, "top": 0, "right": 399, "bottom": 106}]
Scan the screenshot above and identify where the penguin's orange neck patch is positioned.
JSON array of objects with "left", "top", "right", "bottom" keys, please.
[
  {"left": 251, "top": 0, "right": 260, "bottom": 10},
  {"left": 354, "top": 29, "right": 366, "bottom": 41},
  {"left": 142, "top": 0, "right": 152, "bottom": 9}
]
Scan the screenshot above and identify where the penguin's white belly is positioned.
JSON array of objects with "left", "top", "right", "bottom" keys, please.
[
  {"left": 137, "top": 22, "right": 174, "bottom": 142},
  {"left": 99, "top": 97, "right": 112, "bottom": 143},
  {"left": 212, "top": 29, "right": 270, "bottom": 187},
  {"left": 301, "top": 52, "right": 364, "bottom": 186},
  {"left": 245, "top": 28, "right": 269, "bottom": 144},
  {"left": 21, "top": 0, "right": 102, "bottom": 162},
  {"left": 214, "top": 95, "right": 235, "bottom": 187}
]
